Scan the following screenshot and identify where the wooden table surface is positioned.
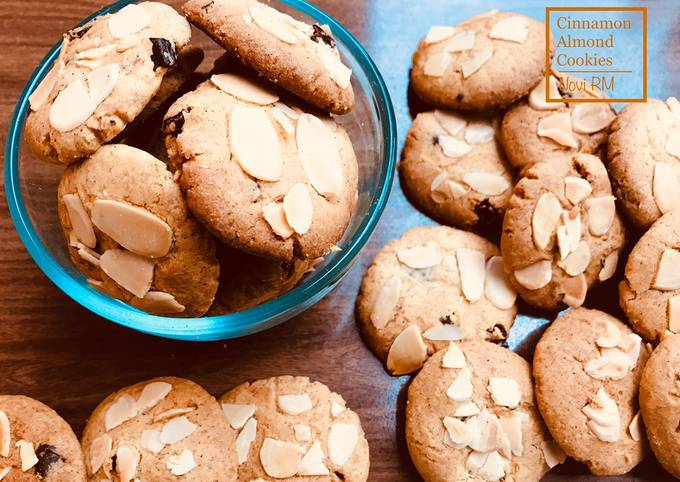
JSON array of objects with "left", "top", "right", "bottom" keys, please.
[{"left": 1, "top": 0, "right": 679, "bottom": 480}]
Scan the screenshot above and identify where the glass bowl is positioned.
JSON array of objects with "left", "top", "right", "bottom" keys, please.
[{"left": 4, "top": 0, "right": 396, "bottom": 341}]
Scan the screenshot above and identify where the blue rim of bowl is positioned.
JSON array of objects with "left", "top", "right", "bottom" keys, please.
[{"left": 4, "top": 0, "right": 397, "bottom": 341}]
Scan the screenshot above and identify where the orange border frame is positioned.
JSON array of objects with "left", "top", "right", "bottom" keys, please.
[{"left": 545, "top": 6, "right": 647, "bottom": 103}]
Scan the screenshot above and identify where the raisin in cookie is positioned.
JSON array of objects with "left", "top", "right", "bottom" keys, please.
[
  {"left": 501, "top": 153, "right": 625, "bottom": 311},
  {"left": 411, "top": 11, "right": 553, "bottom": 112},
  {"left": 25, "top": 2, "right": 191, "bottom": 164},
  {"left": 356, "top": 226, "right": 517, "bottom": 376},
  {"left": 163, "top": 73, "right": 358, "bottom": 262},
  {"left": 81, "top": 377, "right": 236, "bottom": 480},
  {"left": 182, "top": 0, "right": 354, "bottom": 114},
  {"left": 219, "top": 376, "right": 369, "bottom": 481},
  {"left": 0, "top": 395, "right": 86, "bottom": 481},
  {"left": 399, "top": 110, "right": 513, "bottom": 231},
  {"left": 406, "top": 341, "right": 553, "bottom": 482},
  {"left": 501, "top": 74, "right": 615, "bottom": 169},
  {"left": 57, "top": 144, "right": 219, "bottom": 317},
  {"left": 533, "top": 308, "right": 649, "bottom": 475},
  {"left": 620, "top": 211, "right": 680, "bottom": 342},
  {"left": 608, "top": 97, "right": 680, "bottom": 229}
]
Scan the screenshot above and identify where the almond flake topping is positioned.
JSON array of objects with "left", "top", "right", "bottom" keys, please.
[
  {"left": 447, "top": 181, "right": 469, "bottom": 199},
  {"left": 262, "top": 202, "right": 294, "bottom": 239},
  {"left": 564, "top": 177, "right": 592, "bottom": 205},
  {"left": 443, "top": 416, "right": 473, "bottom": 447},
  {"left": 444, "top": 30, "right": 476, "bottom": 52},
  {"left": 222, "top": 403, "right": 256, "bottom": 430},
  {"left": 423, "top": 52, "right": 452, "bottom": 77},
  {"left": 653, "top": 249, "right": 680, "bottom": 291},
  {"left": 278, "top": 394, "right": 313, "bottom": 415},
  {"left": 0, "top": 411, "right": 9, "bottom": 458},
  {"left": 0, "top": 468, "right": 9, "bottom": 480},
  {"left": 537, "top": 112, "right": 578, "bottom": 148},
  {"left": 488, "top": 377, "right": 521, "bottom": 408},
  {"left": 296, "top": 113, "right": 343, "bottom": 197},
  {"left": 131, "top": 291, "right": 185, "bottom": 315},
  {"left": 464, "top": 122, "right": 495, "bottom": 144},
  {"left": 596, "top": 320, "right": 621, "bottom": 348},
  {"left": 137, "top": 381, "right": 172, "bottom": 412},
  {"left": 230, "top": 105, "right": 282, "bottom": 181},
  {"left": 599, "top": 251, "right": 619, "bottom": 281},
  {"left": 100, "top": 249, "right": 154, "bottom": 299},
  {"left": 316, "top": 42, "right": 352, "bottom": 89},
  {"left": 628, "top": 412, "right": 643, "bottom": 441},
  {"left": 571, "top": 103, "right": 615, "bottom": 134},
  {"left": 160, "top": 416, "right": 197, "bottom": 444},
  {"left": 89, "top": 434, "right": 111, "bottom": 474},
  {"left": 542, "top": 440, "right": 567, "bottom": 468},
  {"left": 331, "top": 401, "right": 345, "bottom": 417},
  {"left": 514, "top": 260, "right": 552, "bottom": 290},
  {"left": 15, "top": 440, "right": 38, "bottom": 472},
  {"left": 249, "top": 3, "right": 298, "bottom": 43},
  {"left": 461, "top": 46, "right": 493, "bottom": 78},
  {"left": 108, "top": 4, "right": 151, "bottom": 38},
  {"left": 562, "top": 274, "right": 587, "bottom": 308},
  {"left": 430, "top": 172, "right": 450, "bottom": 204},
  {"left": 653, "top": 162, "right": 680, "bottom": 214},
  {"left": 582, "top": 388, "right": 620, "bottom": 442},
  {"left": 294, "top": 424, "right": 312, "bottom": 442},
  {"left": 484, "top": 256, "right": 517, "bottom": 310},
  {"left": 463, "top": 172, "right": 510, "bottom": 196},
  {"left": 298, "top": 440, "right": 329, "bottom": 476},
  {"left": 211, "top": 73, "right": 279, "bottom": 105},
  {"left": 62, "top": 193, "right": 96, "bottom": 249},
  {"left": 76, "top": 44, "right": 116, "bottom": 61},
  {"left": 499, "top": 415, "right": 524, "bottom": 456},
  {"left": 532, "top": 192, "right": 562, "bottom": 251},
  {"left": 423, "top": 323, "right": 464, "bottom": 341},
  {"left": 140, "top": 429, "right": 164, "bottom": 454},
  {"left": 153, "top": 407, "right": 195, "bottom": 423},
  {"left": 397, "top": 241, "right": 442, "bottom": 269},
  {"left": 386, "top": 325, "right": 428, "bottom": 375},
  {"left": 585, "top": 196, "right": 616, "bottom": 236},
  {"left": 104, "top": 393, "right": 138, "bottom": 431},
  {"left": 447, "top": 366, "right": 473, "bottom": 402},
  {"left": 283, "top": 183, "right": 313, "bottom": 235},
  {"left": 528, "top": 76, "right": 564, "bottom": 111},
  {"left": 557, "top": 241, "right": 590, "bottom": 276},
  {"left": 116, "top": 445, "right": 138, "bottom": 482},
  {"left": 438, "top": 135, "right": 472, "bottom": 158},
  {"left": 442, "top": 341, "right": 466, "bottom": 369},
  {"left": 424, "top": 26, "right": 456, "bottom": 44},
  {"left": 271, "top": 107, "right": 295, "bottom": 134},
  {"left": 165, "top": 449, "right": 196, "bottom": 476},
  {"left": 370, "top": 277, "right": 401, "bottom": 329},
  {"left": 454, "top": 401, "right": 481, "bottom": 417},
  {"left": 489, "top": 16, "right": 529, "bottom": 43},
  {"left": 328, "top": 423, "right": 358, "bottom": 467},
  {"left": 236, "top": 417, "right": 257, "bottom": 464},
  {"left": 456, "top": 248, "right": 486, "bottom": 302},
  {"left": 668, "top": 295, "right": 680, "bottom": 333},
  {"left": 260, "top": 438, "right": 301, "bottom": 478},
  {"left": 434, "top": 110, "right": 466, "bottom": 136},
  {"left": 29, "top": 62, "right": 61, "bottom": 111}
]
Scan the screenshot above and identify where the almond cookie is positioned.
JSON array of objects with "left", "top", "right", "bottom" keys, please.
[
  {"left": 57, "top": 144, "right": 219, "bottom": 317},
  {"left": 406, "top": 341, "right": 553, "bottom": 482},
  {"left": 219, "top": 376, "right": 369, "bottom": 480},
  {"left": 399, "top": 110, "right": 514, "bottom": 231},
  {"left": 0, "top": 395, "right": 86, "bottom": 481},
  {"left": 501, "top": 153, "right": 625, "bottom": 311},
  {"left": 533, "top": 308, "right": 650, "bottom": 475},
  {"left": 639, "top": 333, "right": 680, "bottom": 478},
  {"left": 25, "top": 2, "right": 191, "bottom": 164},
  {"left": 356, "top": 226, "right": 517, "bottom": 376},
  {"left": 163, "top": 73, "right": 358, "bottom": 262},
  {"left": 500, "top": 74, "right": 615, "bottom": 169},
  {"left": 608, "top": 97, "right": 680, "bottom": 229},
  {"left": 81, "top": 377, "right": 236, "bottom": 480},
  {"left": 620, "top": 211, "right": 680, "bottom": 342},
  {"left": 411, "top": 11, "right": 553, "bottom": 112},
  {"left": 182, "top": 0, "right": 354, "bottom": 114}
]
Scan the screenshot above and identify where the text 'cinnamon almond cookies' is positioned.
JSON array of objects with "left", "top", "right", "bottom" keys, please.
[
  {"left": 25, "top": 2, "right": 192, "bottom": 164},
  {"left": 219, "top": 376, "right": 369, "bottom": 481},
  {"left": 406, "top": 341, "right": 553, "bottom": 482},
  {"left": 399, "top": 110, "right": 514, "bottom": 231},
  {"left": 81, "top": 377, "right": 236, "bottom": 480},
  {"left": 411, "top": 11, "right": 553, "bottom": 112},
  {"left": 163, "top": 72, "right": 358, "bottom": 262},
  {"left": 0, "top": 395, "right": 87, "bottom": 481},
  {"left": 501, "top": 153, "right": 625, "bottom": 311},
  {"left": 182, "top": 0, "right": 354, "bottom": 114},
  {"left": 534, "top": 309, "right": 650, "bottom": 475},
  {"left": 356, "top": 226, "right": 517, "bottom": 376},
  {"left": 57, "top": 144, "right": 219, "bottom": 317}
]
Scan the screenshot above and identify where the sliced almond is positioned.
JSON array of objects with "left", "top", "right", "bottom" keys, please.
[
  {"left": 582, "top": 387, "right": 621, "bottom": 442},
  {"left": 444, "top": 30, "right": 476, "bottom": 52},
  {"left": 514, "top": 260, "right": 552, "bottom": 290},
  {"left": 316, "top": 42, "right": 352, "bottom": 89},
  {"left": 542, "top": 440, "right": 567, "bottom": 468},
  {"left": 99, "top": 249, "right": 154, "bottom": 299},
  {"left": 91, "top": 200, "right": 172, "bottom": 258},
  {"left": 210, "top": 73, "right": 279, "bottom": 105},
  {"left": 328, "top": 423, "right": 358, "bottom": 467},
  {"left": 116, "top": 445, "right": 138, "bottom": 482},
  {"left": 271, "top": 107, "right": 295, "bottom": 134},
  {"left": 628, "top": 412, "right": 643, "bottom": 441},
  {"left": 456, "top": 248, "right": 486, "bottom": 302},
  {"left": 87, "top": 63, "right": 120, "bottom": 107},
  {"left": 447, "top": 366, "right": 473, "bottom": 402},
  {"left": 557, "top": 240, "right": 590, "bottom": 276},
  {"left": 76, "top": 44, "right": 116, "bottom": 61},
  {"left": 434, "top": 110, "right": 466, "bottom": 136},
  {"left": 29, "top": 62, "right": 60, "bottom": 111},
  {"left": 454, "top": 401, "right": 480, "bottom": 417},
  {"left": 0, "top": 411, "right": 9, "bottom": 458},
  {"left": 396, "top": 241, "right": 442, "bottom": 269},
  {"left": 131, "top": 291, "right": 185, "bottom": 314},
  {"left": 537, "top": 112, "right": 578, "bottom": 148},
  {"left": 423, "top": 52, "right": 452, "bottom": 77},
  {"left": 599, "top": 251, "right": 619, "bottom": 281},
  {"left": 283, "top": 183, "right": 313, "bottom": 235},
  {"left": 564, "top": 177, "right": 592, "bottom": 205},
  {"left": 77, "top": 245, "right": 100, "bottom": 266},
  {"left": 468, "top": 410, "right": 501, "bottom": 453},
  {"left": 438, "top": 135, "right": 472, "bottom": 158},
  {"left": 596, "top": 320, "right": 621, "bottom": 348},
  {"left": 668, "top": 97, "right": 680, "bottom": 114},
  {"left": 668, "top": 295, "right": 680, "bottom": 333},
  {"left": 531, "top": 192, "right": 562, "bottom": 250},
  {"left": 556, "top": 225, "right": 571, "bottom": 260},
  {"left": 140, "top": 429, "right": 164, "bottom": 454},
  {"left": 386, "top": 325, "right": 428, "bottom": 375},
  {"left": 653, "top": 162, "right": 680, "bottom": 214},
  {"left": 463, "top": 172, "right": 510, "bottom": 196},
  {"left": 528, "top": 76, "right": 565, "bottom": 111},
  {"left": 331, "top": 401, "right": 345, "bottom": 417},
  {"left": 62, "top": 193, "right": 96, "bottom": 249},
  {"left": 571, "top": 103, "right": 615, "bottom": 134},
  {"left": 249, "top": 3, "right": 298, "bottom": 44},
  {"left": 0, "top": 468, "right": 9, "bottom": 480},
  {"left": 448, "top": 180, "right": 469, "bottom": 199},
  {"left": 464, "top": 122, "right": 494, "bottom": 145},
  {"left": 499, "top": 415, "right": 524, "bottom": 456},
  {"left": 89, "top": 434, "right": 111, "bottom": 474},
  {"left": 222, "top": 403, "right": 255, "bottom": 430},
  {"left": 442, "top": 341, "right": 466, "bottom": 368},
  {"left": 260, "top": 438, "right": 301, "bottom": 478},
  {"left": 296, "top": 113, "right": 343, "bottom": 197},
  {"left": 137, "top": 381, "right": 172, "bottom": 412},
  {"left": 562, "top": 274, "right": 587, "bottom": 308},
  {"left": 371, "top": 277, "right": 401, "bottom": 329},
  {"left": 165, "top": 449, "right": 196, "bottom": 476},
  {"left": 116, "top": 35, "right": 139, "bottom": 52},
  {"left": 159, "top": 416, "right": 197, "bottom": 444},
  {"left": 108, "top": 4, "right": 151, "bottom": 38},
  {"left": 104, "top": 393, "right": 138, "bottom": 431},
  {"left": 153, "top": 407, "right": 195, "bottom": 423},
  {"left": 484, "top": 256, "right": 517, "bottom": 310},
  {"left": 488, "top": 377, "right": 521, "bottom": 408},
  {"left": 585, "top": 196, "right": 616, "bottom": 236},
  {"left": 466, "top": 450, "right": 489, "bottom": 471},
  {"left": 15, "top": 440, "right": 38, "bottom": 472},
  {"left": 236, "top": 417, "right": 257, "bottom": 464},
  {"left": 230, "top": 106, "right": 282, "bottom": 181},
  {"left": 461, "top": 46, "right": 493, "bottom": 78},
  {"left": 430, "top": 172, "right": 450, "bottom": 203},
  {"left": 423, "top": 324, "right": 464, "bottom": 341},
  {"left": 489, "top": 16, "right": 529, "bottom": 43},
  {"left": 294, "top": 424, "right": 312, "bottom": 442},
  {"left": 443, "top": 416, "right": 473, "bottom": 446},
  {"left": 424, "top": 26, "right": 456, "bottom": 44},
  {"left": 653, "top": 249, "right": 680, "bottom": 291},
  {"left": 277, "top": 394, "right": 313, "bottom": 415},
  {"left": 298, "top": 440, "right": 329, "bottom": 476},
  {"left": 262, "top": 202, "right": 294, "bottom": 239}
]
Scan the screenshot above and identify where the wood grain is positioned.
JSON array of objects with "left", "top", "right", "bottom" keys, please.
[{"left": 0, "top": 1, "right": 678, "bottom": 480}]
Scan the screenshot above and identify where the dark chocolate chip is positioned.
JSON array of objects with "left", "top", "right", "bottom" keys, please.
[
  {"left": 432, "top": 135, "right": 440, "bottom": 146},
  {"left": 439, "top": 312, "right": 457, "bottom": 324},
  {"left": 311, "top": 24, "right": 335, "bottom": 48},
  {"left": 150, "top": 38, "right": 177, "bottom": 70},
  {"left": 162, "top": 111, "right": 185, "bottom": 136},
  {"left": 35, "top": 444, "right": 63, "bottom": 478},
  {"left": 486, "top": 324, "right": 509, "bottom": 346},
  {"left": 67, "top": 24, "right": 91, "bottom": 40},
  {"left": 334, "top": 471, "right": 346, "bottom": 480},
  {"left": 111, "top": 454, "right": 117, "bottom": 473}
]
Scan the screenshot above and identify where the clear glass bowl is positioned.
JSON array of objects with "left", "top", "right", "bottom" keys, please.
[{"left": 4, "top": 0, "right": 396, "bottom": 341}]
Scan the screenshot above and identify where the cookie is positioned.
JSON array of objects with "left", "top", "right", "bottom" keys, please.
[
  {"left": 533, "top": 308, "right": 649, "bottom": 475},
  {"left": 208, "top": 244, "right": 315, "bottom": 315},
  {"left": 406, "top": 340, "right": 552, "bottom": 482},
  {"left": 399, "top": 110, "right": 514, "bottom": 231},
  {"left": 620, "top": 211, "right": 680, "bottom": 342},
  {"left": 411, "top": 11, "right": 553, "bottom": 112},
  {"left": 501, "top": 153, "right": 626, "bottom": 310},
  {"left": 163, "top": 74, "right": 358, "bottom": 262},
  {"left": 25, "top": 2, "right": 191, "bottom": 164},
  {"left": 0, "top": 395, "right": 86, "bottom": 481},
  {"left": 608, "top": 97, "right": 680, "bottom": 229},
  {"left": 639, "top": 333, "right": 680, "bottom": 478},
  {"left": 182, "top": 0, "right": 354, "bottom": 114},
  {"left": 219, "top": 375, "right": 369, "bottom": 480},
  {"left": 81, "top": 376, "right": 236, "bottom": 480},
  {"left": 356, "top": 226, "right": 517, "bottom": 376},
  {"left": 57, "top": 144, "right": 219, "bottom": 317},
  {"left": 501, "top": 74, "right": 615, "bottom": 169}
]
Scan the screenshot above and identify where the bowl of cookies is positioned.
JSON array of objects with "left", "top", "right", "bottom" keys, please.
[{"left": 5, "top": 0, "right": 396, "bottom": 340}]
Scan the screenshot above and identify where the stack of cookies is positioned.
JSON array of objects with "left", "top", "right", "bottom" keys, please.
[
  {"left": 357, "top": 8, "right": 680, "bottom": 481},
  {"left": 24, "top": 0, "right": 360, "bottom": 317}
]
